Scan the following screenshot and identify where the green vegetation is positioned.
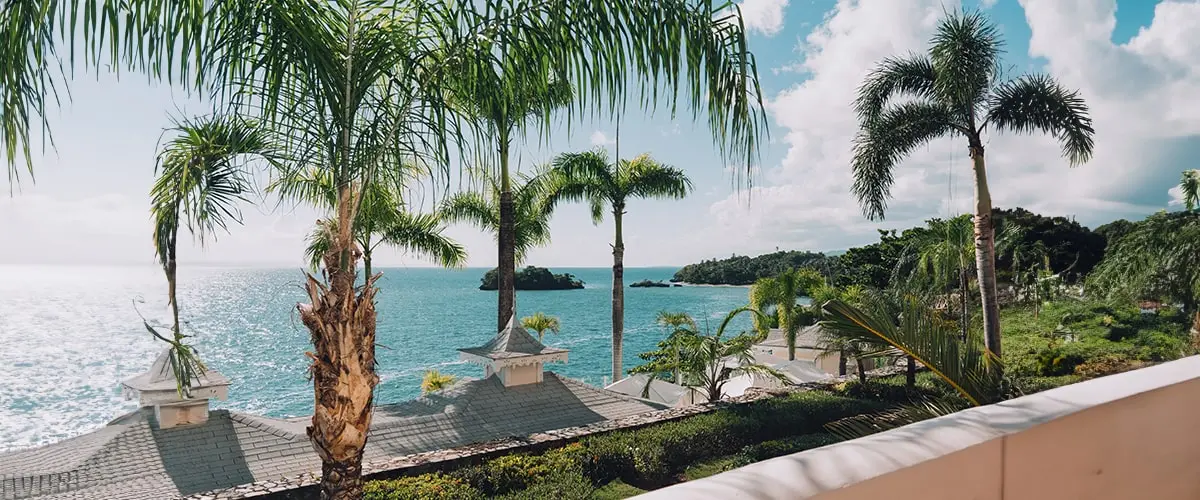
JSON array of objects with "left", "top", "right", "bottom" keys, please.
[
  {"left": 479, "top": 267, "right": 584, "bottom": 291},
  {"left": 672, "top": 251, "right": 832, "bottom": 285},
  {"left": 420, "top": 371, "right": 457, "bottom": 395},
  {"left": 364, "top": 391, "right": 884, "bottom": 499},
  {"left": 520, "top": 313, "right": 561, "bottom": 342},
  {"left": 544, "top": 150, "right": 694, "bottom": 379},
  {"left": 749, "top": 267, "right": 825, "bottom": 360}
]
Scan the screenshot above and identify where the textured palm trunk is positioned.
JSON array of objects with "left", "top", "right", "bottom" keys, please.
[
  {"left": 611, "top": 206, "right": 626, "bottom": 380},
  {"left": 497, "top": 139, "right": 516, "bottom": 331},
  {"left": 301, "top": 181, "right": 378, "bottom": 500},
  {"left": 855, "top": 356, "right": 867, "bottom": 385},
  {"left": 784, "top": 306, "right": 796, "bottom": 361},
  {"left": 906, "top": 356, "right": 916, "bottom": 390},
  {"left": 838, "top": 351, "right": 847, "bottom": 377},
  {"left": 970, "top": 142, "right": 1003, "bottom": 360},
  {"left": 959, "top": 269, "right": 970, "bottom": 341}
]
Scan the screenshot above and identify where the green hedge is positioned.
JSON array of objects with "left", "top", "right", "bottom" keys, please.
[
  {"left": 730, "top": 433, "right": 843, "bottom": 468},
  {"left": 365, "top": 391, "right": 884, "bottom": 499}
]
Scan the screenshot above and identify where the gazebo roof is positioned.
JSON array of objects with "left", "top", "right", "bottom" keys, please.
[
  {"left": 458, "top": 315, "right": 568, "bottom": 367},
  {"left": 122, "top": 349, "right": 230, "bottom": 394}
]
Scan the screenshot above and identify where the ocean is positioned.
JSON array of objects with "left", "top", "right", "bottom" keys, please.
[{"left": 0, "top": 265, "right": 751, "bottom": 451}]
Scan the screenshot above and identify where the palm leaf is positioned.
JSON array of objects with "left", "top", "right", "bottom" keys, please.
[
  {"left": 985, "top": 74, "right": 1094, "bottom": 166},
  {"left": 824, "top": 398, "right": 967, "bottom": 440}
]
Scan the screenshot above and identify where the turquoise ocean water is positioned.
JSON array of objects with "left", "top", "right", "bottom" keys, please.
[{"left": 0, "top": 265, "right": 750, "bottom": 451}]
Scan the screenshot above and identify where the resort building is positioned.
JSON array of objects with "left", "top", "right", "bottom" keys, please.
[{"left": 0, "top": 320, "right": 666, "bottom": 500}]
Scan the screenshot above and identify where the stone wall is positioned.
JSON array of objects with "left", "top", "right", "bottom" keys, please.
[{"left": 182, "top": 387, "right": 791, "bottom": 500}]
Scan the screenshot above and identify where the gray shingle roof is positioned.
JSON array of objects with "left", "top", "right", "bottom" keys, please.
[{"left": 1, "top": 373, "right": 665, "bottom": 500}]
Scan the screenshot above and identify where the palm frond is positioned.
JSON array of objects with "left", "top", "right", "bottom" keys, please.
[
  {"left": 929, "top": 11, "right": 1003, "bottom": 111},
  {"left": 439, "top": 191, "right": 499, "bottom": 231},
  {"left": 1180, "top": 169, "right": 1199, "bottom": 212},
  {"left": 854, "top": 54, "right": 938, "bottom": 124},
  {"left": 824, "top": 398, "right": 967, "bottom": 440},
  {"left": 820, "top": 297, "right": 1002, "bottom": 406},
  {"left": 621, "top": 154, "right": 693, "bottom": 200},
  {"left": 851, "top": 102, "right": 959, "bottom": 220},
  {"left": 304, "top": 219, "right": 335, "bottom": 272},
  {"left": 985, "top": 74, "right": 1095, "bottom": 165},
  {"left": 379, "top": 212, "right": 467, "bottom": 268}
]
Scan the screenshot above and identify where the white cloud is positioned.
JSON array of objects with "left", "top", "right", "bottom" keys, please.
[
  {"left": 981, "top": 0, "right": 999, "bottom": 8},
  {"left": 702, "top": 0, "right": 1200, "bottom": 255},
  {"left": 589, "top": 130, "right": 615, "bottom": 146},
  {"left": 736, "top": 0, "right": 791, "bottom": 36}
]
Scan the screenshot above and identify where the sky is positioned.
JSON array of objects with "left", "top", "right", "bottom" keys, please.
[{"left": 1, "top": 0, "right": 1196, "bottom": 268}]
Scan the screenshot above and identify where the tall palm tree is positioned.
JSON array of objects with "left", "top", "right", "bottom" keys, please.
[
  {"left": 439, "top": 170, "right": 556, "bottom": 267},
  {"left": 1182, "top": 169, "right": 1199, "bottom": 212},
  {"left": 271, "top": 167, "right": 466, "bottom": 278},
  {"left": 521, "top": 312, "right": 561, "bottom": 342},
  {"left": 443, "top": 75, "right": 572, "bottom": 331},
  {"left": 10, "top": 2, "right": 767, "bottom": 497},
  {"left": 851, "top": 11, "right": 1095, "bottom": 360},
  {"left": 545, "top": 150, "right": 692, "bottom": 379},
  {"left": 749, "top": 267, "right": 825, "bottom": 360},
  {"left": 150, "top": 114, "right": 278, "bottom": 396}
]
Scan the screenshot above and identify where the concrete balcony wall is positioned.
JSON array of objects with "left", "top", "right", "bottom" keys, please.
[{"left": 636, "top": 355, "right": 1200, "bottom": 500}]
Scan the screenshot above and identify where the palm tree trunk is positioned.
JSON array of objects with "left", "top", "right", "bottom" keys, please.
[
  {"left": 906, "top": 356, "right": 916, "bottom": 390},
  {"left": 301, "top": 185, "right": 378, "bottom": 500},
  {"left": 970, "top": 142, "right": 1002, "bottom": 360},
  {"left": 611, "top": 205, "right": 626, "bottom": 381},
  {"left": 785, "top": 307, "right": 796, "bottom": 361},
  {"left": 856, "top": 356, "right": 867, "bottom": 385},
  {"left": 363, "top": 249, "right": 372, "bottom": 286},
  {"left": 497, "top": 137, "right": 516, "bottom": 331},
  {"left": 959, "top": 269, "right": 970, "bottom": 341},
  {"left": 838, "top": 350, "right": 847, "bottom": 376}
]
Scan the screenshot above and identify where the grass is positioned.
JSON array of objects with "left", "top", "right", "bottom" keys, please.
[
  {"left": 683, "top": 456, "right": 740, "bottom": 481},
  {"left": 590, "top": 480, "right": 648, "bottom": 500}
]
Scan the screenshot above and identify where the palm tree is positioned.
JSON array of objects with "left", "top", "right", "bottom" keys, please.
[
  {"left": 749, "top": 267, "right": 825, "bottom": 360},
  {"left": 521, "top": 312, "right": 561, "bottom": 343},
  {"left": 1182, "top": 169, "right": 1199, "bottom": 212},
  {"left": 149, "top": 114, "right": 278, "bottom": 396},
  {"left": 443, "top": 75, "right": 572, "bottom": 331},
  {"left": 851, "top": 11, "right": 1095, "bottom": 360},
  {"left": 271, "top": 167, "right": 467, "bottom": 278},
  {"left": 903, "top": 215, "right": 975, "bottom": 340},
  {"left": 545, "top": 150, "right": 692, "bottom": 379},
  {"left": 420, "top": 370, "right": 457, "bottom": 394},
  {"left": 641, "top": 307, "right": 786, "bottom": 402},
  {"left": 10, "top": 2, "right": 767, "bottom": 496},
  {"left": 656, "top": 311, "right": 698, "bottom": 385},
  {"left": 819, "top": 296, "right": 1004, "bottom": 439},
  {"left": 439, "top": 170, "right": 556, "bottom": 268}
]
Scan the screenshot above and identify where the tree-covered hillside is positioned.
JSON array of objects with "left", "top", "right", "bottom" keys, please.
[{"left": 671, "top": 251, "right": 831, "bottom": 285}]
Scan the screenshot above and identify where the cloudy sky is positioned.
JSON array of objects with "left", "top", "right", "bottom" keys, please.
[{"left": 1, "top": 0, "right": 1195, "bottom": 268}]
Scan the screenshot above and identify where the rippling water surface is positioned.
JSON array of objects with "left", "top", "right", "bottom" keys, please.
[{"left": 0, "top": 265, "right": 749, "bottom": 451}]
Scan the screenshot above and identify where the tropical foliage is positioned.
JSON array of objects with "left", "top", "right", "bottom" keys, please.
[
  {"left": 632, "top": 307, "right": 785, "bottom": 403},
  {"left": 672, "top": 250, "right": 831, "bottom": 285},
  {"left": 1182, "top": 169, "right": 1200, "bottom": 212},
  {"left": 850, "top": 11, "right": 1095, "bottom": 359},
  {"left": 421, "top": 370, "right": 457, "bottom": 394},
  {"left": 544, "top": 150, "right": 693, "bottom": 379},
  {"left": 440, "top": 171, "right": 556, "bottom": 267},
  {"left": 521, "top": 312, "right": 561, "bottom": 343},
  {"left": 149, "top": 115, "right": 278, "bottom": 396},
  {"left": 479, "top": 266, "right": 583, "bottom": 291},
  {"left": 749, "top": 267, "right": 825, "bottom": 360}
]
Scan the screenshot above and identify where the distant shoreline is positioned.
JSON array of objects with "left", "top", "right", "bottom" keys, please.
[{"left": 673, "top": 282, "right": 752, "bottom": 288}]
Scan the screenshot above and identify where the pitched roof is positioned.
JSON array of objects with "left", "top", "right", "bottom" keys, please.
[
  {"left": 757, "top": 325, "right": 826, "bottom": 350},
  {"left": 121, "top": 349, "right": 230, "bottom": 394},
  {"left": 457, "top": 317, "right": 566, "bottom": 361},
  {"left": 1, "top": 373, "right": 666, "bottom": 500}
]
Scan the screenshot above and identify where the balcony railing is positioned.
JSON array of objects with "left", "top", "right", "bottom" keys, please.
[{"left": 635, "top": 355, "right": 1200, "bottom": 500}]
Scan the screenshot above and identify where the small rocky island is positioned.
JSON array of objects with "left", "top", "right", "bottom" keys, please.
[
  {"left": 479, "top": 266, "right": 585, "bottom": 290},
  {"left": 630, "top": 279, "right": 671, "bottom": 288}
]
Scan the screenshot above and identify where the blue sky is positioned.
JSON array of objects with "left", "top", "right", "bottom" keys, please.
[{"left": 1, "top": 0, "right": 1195, "bottom": 268}]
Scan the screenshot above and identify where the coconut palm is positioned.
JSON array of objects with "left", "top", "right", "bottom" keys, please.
[
  {"left": 521, "top": 312, "right": 561, "bottom": 343},
  {"left": 749, "top": 267, "right": 825, "bottom": 361},
  {"left": 149, "top": 114, "right": 278, "bottom": 397},
  {"left": 851, "top": 11, "right": 1095, "bottom": 360},
  {"left": 439, "top": 170, "right": 556, "bottom": 267},
  {"left": 1182, "top": 169, "right": 1199, "bottom": 212},
  {"left": 903, "top": 215, "right": 975, "bottom": 340},
  {"left": 544, "top": 150, "right": 692, "bottom": 379},
  {"left": 641, "top": 307, "right": 786, "bottom": 402},
  {"left": 271, "top": 167, "right": 466, "bottom": 278},
  {"left": 656, "top": 311, "right": 699, "bottom": 385},
  {"left": 10, "top": 1, "right": 767, "bottom": 496},
  {"left": 443, "top": 75, "right": 572, "bottom": 331}
]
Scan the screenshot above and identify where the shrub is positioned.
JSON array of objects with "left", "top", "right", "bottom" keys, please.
[
  {"left": 494, "top": 470, "right": 595, "bottom": 500},
  {"left": 453, "top": 443, "right": 585, "bottom": 496},
  {"left": 364, "top": 473, "right": 483, "bottom": 500},
  {"left": 1073, "top": 355, "right": 1144, "bottom": 378},
  {"left": 730, "top": 433, "right": 842, "bottom": 468}
]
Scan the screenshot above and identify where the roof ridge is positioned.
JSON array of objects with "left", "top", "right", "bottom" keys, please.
[{"left": 547, "top": 372, "right": 671, "bottom": 410}]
